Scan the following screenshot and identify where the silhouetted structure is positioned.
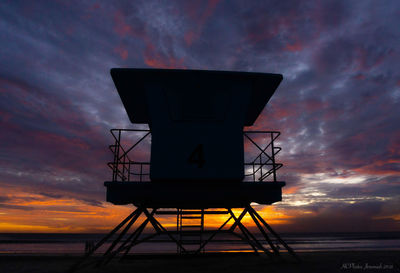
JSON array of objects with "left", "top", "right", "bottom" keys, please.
[{"left": 70, "top": 69, "right": 298, "bottom": 272}]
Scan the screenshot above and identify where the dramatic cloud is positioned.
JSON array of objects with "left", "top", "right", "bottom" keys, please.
[{"left": 0, "top": 0, "right": 399, "bottom": 232}]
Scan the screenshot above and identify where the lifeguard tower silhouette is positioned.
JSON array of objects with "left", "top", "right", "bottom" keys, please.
[{"left": 71, "top": 68, "right": 298, "bottom": 270}]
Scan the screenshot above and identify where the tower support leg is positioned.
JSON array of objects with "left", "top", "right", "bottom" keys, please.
[
  {"left": 228, "top": 208, "right": 272, "bottom": 256},
  {"left": 247, "top": 205, "right": 301, "bottom": 262},
  {"left": 69, "top": 205, "right": 299, "bottom": 272},
  {"left": 103, "top": 209, "right": 156, "bottom": 265},
  {"left": 68, "top": 207, "right": 142, "bottom": 272},
  {"left": 246, "top": 205, "right": 280, "bottom": 256}
]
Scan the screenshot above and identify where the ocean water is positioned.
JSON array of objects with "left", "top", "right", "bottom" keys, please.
[{"left": 0, "top": 232, "right": 399, "bottom": 255}]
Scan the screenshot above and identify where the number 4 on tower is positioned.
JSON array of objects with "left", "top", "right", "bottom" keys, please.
[{"left": 188, "top": 144, "right": 205, "bottom": 168}]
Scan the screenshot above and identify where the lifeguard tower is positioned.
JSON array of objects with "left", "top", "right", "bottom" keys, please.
[{"left": 71, "top": 68, "right": 298, "bottom": 271}]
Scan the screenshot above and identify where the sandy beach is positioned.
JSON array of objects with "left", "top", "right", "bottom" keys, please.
[{"left": 0, "top": 251, "right": 399, "bottom": 273}]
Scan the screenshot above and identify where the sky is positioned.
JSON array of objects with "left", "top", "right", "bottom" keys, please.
[{"left": 0, "top": 0, "right": 399, "bottom": 233}]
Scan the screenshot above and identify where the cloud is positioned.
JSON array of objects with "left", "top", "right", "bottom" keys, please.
[
  {"left": 276, "top": 200, "right": 400, "bottom": 232},
  {"left": 0, "top": 204, "right": 35, "bottom": 211}
]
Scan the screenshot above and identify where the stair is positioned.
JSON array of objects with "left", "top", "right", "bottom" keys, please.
[{"left": 177, "top": 209, "right": 205, "bottom": 254}]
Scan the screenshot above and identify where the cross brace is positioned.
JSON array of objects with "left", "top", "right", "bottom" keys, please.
[{"left": 68, "top": 205, "right": 300, "bottom": 272}]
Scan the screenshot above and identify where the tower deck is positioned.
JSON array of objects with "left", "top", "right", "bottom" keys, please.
[{"left": 105, "top": 181, "right": 285, "bottom": 208}]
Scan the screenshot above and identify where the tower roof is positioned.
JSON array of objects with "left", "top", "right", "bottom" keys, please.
[{"left": 110, "top": 68, "right": 282, "bottom": 126}]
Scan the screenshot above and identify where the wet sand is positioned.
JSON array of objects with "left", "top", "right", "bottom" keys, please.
[{"left": 0, "top": 251, "right": 399, "bottom": 273}]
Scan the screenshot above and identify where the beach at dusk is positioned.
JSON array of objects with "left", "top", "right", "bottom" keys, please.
[
  {"left": 0, "top": 232, "right": 399, "bottom": 272},
  {"left": 1, "top": 0, "right": 400, "bottom": 272}
]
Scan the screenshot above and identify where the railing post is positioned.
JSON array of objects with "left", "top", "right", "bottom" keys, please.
[
  {"left": 116, "top": 130, "right": 121, "bottom": 181},
  {"left": 259, "top": 154, "right": 263, "bottom": 181},
  {"left": 270, "top": 132, "right": 277, "bottom": 182},
  {"left": 112, "top": 132, "right": 118, "bottom": 182},
  {"left": 122, "top": 154, "right": 126, "bottom": 181}
]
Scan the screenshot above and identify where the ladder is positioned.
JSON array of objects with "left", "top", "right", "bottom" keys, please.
[{"left": 177, "top": 209, "right": 205, "bottom": 254}]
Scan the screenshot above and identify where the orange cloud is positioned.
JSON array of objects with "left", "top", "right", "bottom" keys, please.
[
  {"left": 113, "top": 10, "right": 134, "bottom": 37},
  {"left": 284, "top": 185, "right": 300, "bottom": 194},
  {"left": 144, "top": 43, "right": 185, "bottom": 69},
  {"left": 114, "top": 45, "right": 129, "bottom": 60},
  {"left": 0, "top": 197, "right": 133, "bottom": 233},
  {"left": 0, "top": 186, "right": 295, "bottom": 233}
]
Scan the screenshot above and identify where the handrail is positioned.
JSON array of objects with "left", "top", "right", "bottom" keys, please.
[
  {"left": 108, "top": 129, "right": 151, "bottom": 182},
  {"left": 107, "top": 129, "right": 282, "bottom": 183},
  {"left": 243, "top": 131, "right": 282, "bottom": 182}
]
